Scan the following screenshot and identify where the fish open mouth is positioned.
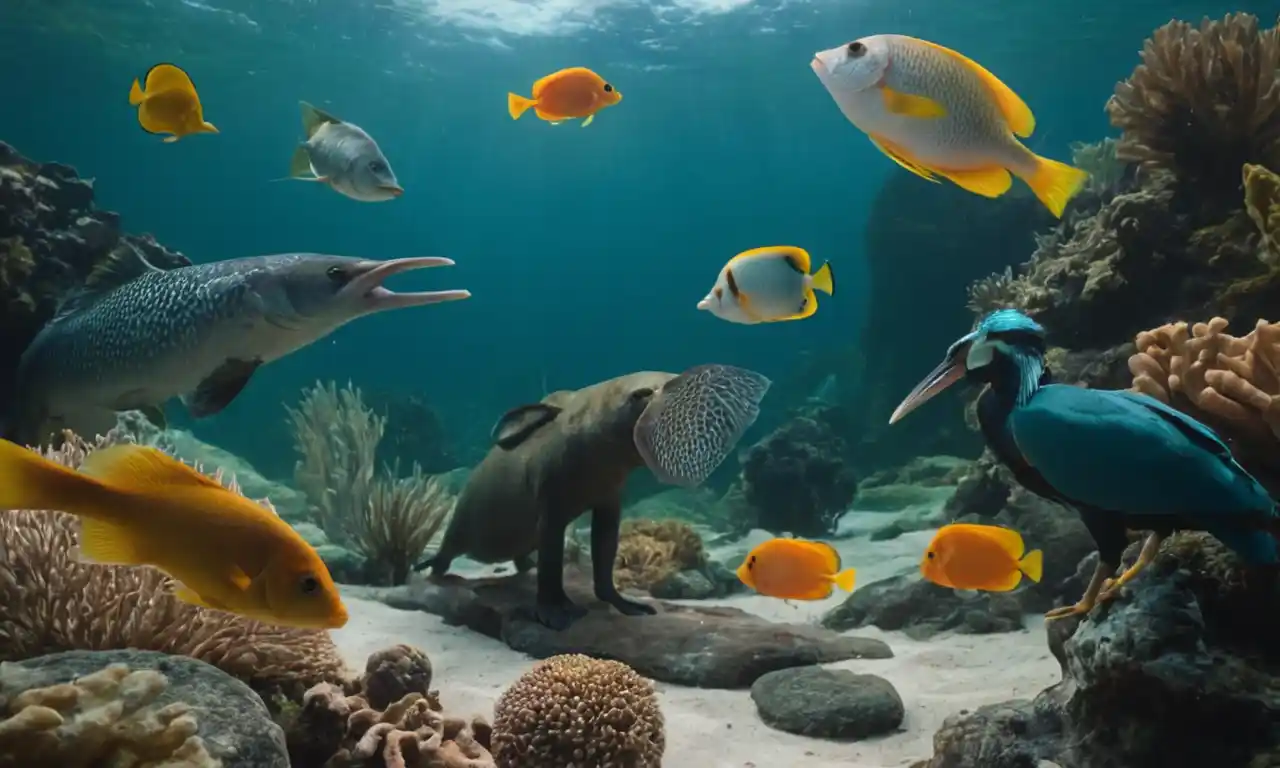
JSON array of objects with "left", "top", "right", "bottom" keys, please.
[
  {"left": 344, "top": 256, "right": 471, "bottom": 310},
  {"left": 381, "top": 184, "right": 404, "bottom": 197}
]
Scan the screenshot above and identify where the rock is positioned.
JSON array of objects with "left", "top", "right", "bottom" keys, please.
[
  {"left": 821, "top": 574, "right": 1025, "bottom": 640},
  {"left": 750, "top": 667, "right": 904, "bottom": 740},
  {"left": 856, "top": 483, "right": 955, "bottom": 513},
  {"left": 2, "top": 649, "right": 288, "bottom": 767},
  {"left": 649, "top": 568, "right": 715, "bottom": 599},
  {"left": 315, "top": 544, "right": 366, "bottom": 583},
  {"left": 861, "top": 455, "right": 973, "bottom": 489},
  {"left": 356, "top": 568, "right": 892, "bottom": 689},
  {"left": 360, "top": 644, "right": 433, "bottom": 710}
]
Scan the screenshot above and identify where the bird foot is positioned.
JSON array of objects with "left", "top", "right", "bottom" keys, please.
[{"left": 1044, "top": 600, "right": 1095, "bottom": 620}]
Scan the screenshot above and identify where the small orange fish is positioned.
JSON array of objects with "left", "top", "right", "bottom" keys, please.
[
  {"left": 921, "top": 523, "right": 1043, "bottom": 592},
  {"left": 507, "top": 67, "right": 622, "bottom": 128},
  {"left": 736, "top": 537, "right": 857, "bottom": 600},
  {"left": 128, "top": 63, "right": 218, "bottom": 143},
  {"left": 0, "top": 439, "right": 347, "bottom": 629}
]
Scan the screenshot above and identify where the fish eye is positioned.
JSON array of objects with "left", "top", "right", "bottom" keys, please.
[
  {"left": 926, "top": 552, "right": 935, "bottom": 560},
  {"left": 299, "top": 575, "right": 320, "bottom": 594},
  {"left": 603, "top": 83, "right": 614, "bottom": 93},
  {"left": 847, "top": 41, "right": 866, "bottom": 58},
  {"left": 326, "top": 266, "right": 348, "bottom": 283},
  {"left": 368, "top": 160, "right": 386, "bottom": 173},
  {"left": 630, "top": 387, "right": 655, "bottom": 401}
]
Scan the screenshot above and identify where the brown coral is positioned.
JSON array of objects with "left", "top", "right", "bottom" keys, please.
[
  {"left": 1106, "top": 13, "right": 1280, "bottom": 199},
  {"left": 1245, "top": 163, "right": 1280, "bottom": 264},
  {"left": 491, "top": 654, "right": 663, "bottom": 768},
  {"left": 0, "top": 663, "right": 219, "bottom": 767},
  {"left": 613, "top": 518, "right": 706, "bottom": 592},
  {"left": 0, "top": 431, "right": 347, "bottom": 699}
]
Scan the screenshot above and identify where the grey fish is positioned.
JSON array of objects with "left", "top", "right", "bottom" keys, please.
[
  {"left": 634, "top": 363, "right": 772, "bottom": 486},
  {"left": 289, "top": 101, "right": 401, "bottom": 202},
  {"left": 7, "top": 247, "right": 470, "bottom": 445}
]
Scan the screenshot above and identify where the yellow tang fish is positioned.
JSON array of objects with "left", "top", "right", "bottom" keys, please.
[
  {"left": 0, "top": 439, "right": 347, "bottom": 629},
  {"left": 508, "top": 67, "right": 622, "bottom": 128},
  {"left": 810, "top": 34, "right": 1088, "bottom": 218},
  {"left": 128, "top": 63, "right": 218, "bottom": 144},
  {"left": 697, "top": 246, "right": 834, "bottom": 325},
  {"left": 736, "top": 537, "right": 856, "bottom": 600},
  {"left": 920, "top": 523, "right": 1043, "bottom": 592}
]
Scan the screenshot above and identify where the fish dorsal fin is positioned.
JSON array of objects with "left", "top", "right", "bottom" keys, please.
[
  {"left": 805, "top": 540, "right": 842, "bottom": 572},
  {"left": 299, "top": 101, "right": 343, "bottom": 139},
  {"left": 52, "top": 243, "right": 167, "bottom": 321},
  {"left": 144, "top": 63, "right": 197, "bottom": 95},
  {"left": 908, "top": 36, "right": 1035, "bottom": 138},
  {"left": 532, "top": 67, "right": 588, "bottom": 97},
  {"left": 491, "top": 403, "right": 563, "bottom": 449},
  {"left": 730, "top": 246, "right": 812, "bottom": 274},
  {"left": 79, "top": 444, "right": 226, "bottom": 491},
  {"left": 974, "top": 524, "right": 1026, "bottom": 559}
]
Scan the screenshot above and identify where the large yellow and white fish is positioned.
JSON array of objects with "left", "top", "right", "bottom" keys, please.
[
  {"left": 697, "top": 246, "right": 834, "bottom": 325},
  {"left": 810, "top": 34, "right": 1088, "bottom": 218}
]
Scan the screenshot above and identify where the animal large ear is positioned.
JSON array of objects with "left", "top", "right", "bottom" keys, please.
[{"left": 491, "top": 403, "right": 562, "bottom": 449}]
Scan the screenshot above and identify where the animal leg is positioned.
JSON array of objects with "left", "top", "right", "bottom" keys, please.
[
  {"left": 1045, "top": 558, "right": 1114, "bottom": 620},
  {"left": 1097, "top": 532, "right": 1164, "bottom": 603},
  {"left": 534, "top": 513, "right": 587, "bottom": 630},
  {"left": 591, "top": 502, "right": 656, "bottom": 618}
]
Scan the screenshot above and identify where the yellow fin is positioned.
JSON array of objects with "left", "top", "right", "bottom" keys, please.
[
  {"left": 507, "top": 92, "right": 536, "bottom": 120},
  {"left": 867, "top": 134, "right": 940, "bottom": 183},
  {"left": 1019, "top": 549, "right": 1043, "bottom": 583},
  {"left": 162, "top": 135, "right": 180, "bottom": 144},
  {"left": 832, "top": 568, "right": 857, "bottom": 593},
  {"left": 777, "top": 290, "right": 819, "bottom": 322},
  {"left": 173, "top": 584, "right": 229, "bottom": 611},
  {"left": 129, "top": 78, "right": 146, "bottom": 105},
  {"left": 881, "top": 86, "right": 947, "bottom": 119},
  {"left": 1020, "top": 154, "right": 1089, "bottom": 218},
  {"left": 939, "top": 166, "right": 1013, "bottom": 198},
  {"left": 975, "top": 525, "right": 1026, "bottom": 559},
  {"left": 77, "top": 517, "right": 145, "bottom": 566},
  {"left": 811, "top": 262, "right": 834, "bottom": 296},
  {"left": 908, "top": 36, "right": 1035, "bottom": 137},
  {"left": 0, "top": 438, "right": 114, "bottom": 517},
  {"left": 289, "top": 145, "right": 314, "bottom": 178},
  {"left": 729, "top": 246, "right": 811, "bottom": 274},
  {"left": 78, "top": 444, "right": 225, "bottom": 492},
  {"left": 581, "top": 114, "right": 594, "bottom": 128},
  {"left": 143, "top": 63, "right": 197, "bottom": 96},
  {"left": 299, "top": 101, "right": 341, "bottom": 139},
  {"left": 805, "top": 540, "right": 842, "bottom": 572}
]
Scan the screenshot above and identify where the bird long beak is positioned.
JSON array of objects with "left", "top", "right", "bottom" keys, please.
[
  {"left": 889, "top": 352, "right": 968, "bottom": 425},
  {"left": 345, "top": 256, "right": 472, "bottom": 310}
]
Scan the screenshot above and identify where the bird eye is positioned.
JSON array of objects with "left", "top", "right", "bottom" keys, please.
[
  {"left": 847, "top": 41, "right": 866, "bottom": 57},
  {"left": 326, "top": 266, "right": 347, "bottom": 283},
  {"left": 603, "top": 83, "right": 614, "bottom": 93},
  {"left": 299, "top": 575, "right": 320, "bottom": 594}
]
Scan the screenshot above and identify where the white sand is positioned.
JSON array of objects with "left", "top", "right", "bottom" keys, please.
[{"left": 330, "top": 508, "right": 1062, "bottom": 768}]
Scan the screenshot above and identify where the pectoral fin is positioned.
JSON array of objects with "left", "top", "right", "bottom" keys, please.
[
  {"left": 867, "top": 134, "right": 940, "bottom": 183},
  {"left": 182, "top": 358, "right": 262, "bottom": 418},
  {"left": 581, "top": 114, "right": 595, "bottom": 128},
  {"left": 938, "top": 166, "right": 1013, "bottom": 198},
  {"left": 162, "top": 135, "right": 180, "bottom": 144},
  {"left": 173, "top": 584, "right": 230, "bottom": 611},
  {"left": 881, "top": 87, "right": 947, "bottom": 119}
]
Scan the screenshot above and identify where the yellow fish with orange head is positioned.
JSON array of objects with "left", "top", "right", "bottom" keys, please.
[
  {"left": 737, "top": 537, "right": 856, "bottom": 600},
  {"left": 128, "top": 63, "right": 218, "bottom": 144},
  {"left": 920, "top": 523, "right": 1043, "bottom": 592},
  {"left": 809, "top": 34, "right": 1088, "bottom": 217},
  {"left": 508, "top": 67, "right": 622, "bottom": 127},
  {"left": 0, "top": 439, "right": 348, "bottom": 629}
]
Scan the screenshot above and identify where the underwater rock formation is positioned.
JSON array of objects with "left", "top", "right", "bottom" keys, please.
[
  {"left": 0, "top": 430, "right": 347, "bottom": 701},
  {"left": 0, "top": 649, "right": 289, "bottom": 767},
  {"left": 351, "top": 568, "right": 892, "bottom": 688},
  {"left": 912, "top": 532, "right": 1280, "bottom": 768},
  {"left": 730, "top": 408, "right": 860, "bottom": 537},
  {"left": 0, "top": 142, "right": 189, "bottom": 423},
  {"left": 491, "top": 654, "right": 662, "bottom": 768},
  {"left": 821, "top": 573, "right": 1025, "bottom": 639},
  {"left": 750, "top": 667, "right": 904, "bottom": 741}
]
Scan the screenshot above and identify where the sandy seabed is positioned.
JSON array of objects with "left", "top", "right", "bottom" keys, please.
[{"left": 331, "top": 514, "right": 1061, "bottom": 768}]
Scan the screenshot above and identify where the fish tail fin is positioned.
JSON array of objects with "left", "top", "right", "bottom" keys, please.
[
  {"left": 1018, "top": 549, "right": 1044, "bottom": 583},
  {"left": 1021, "top": 153, "right": 1089, "bottom": 218},
  {"left": 129, "top": 78, "right": 146, "bottom": 105},
  {"left": 832, "top": 567, "right": 857, "bottom": 593},
  {"left": 0, "top": 439, "right": 113, "bottom": 517},
  {"left": 508, "top": 92, "right": 536, "bottom": 120},
  {"left": 811, "top": 261, "right": 834, "bottom": 296},
  {"left": 200, "top": 121, "right": 219, "bottom": 134},
  {"left": 289, "top": 145, "right": 313, "bottom": 178}
]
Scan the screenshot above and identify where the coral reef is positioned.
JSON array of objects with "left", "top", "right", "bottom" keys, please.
[
  {"left": 0, "top": 142, "right": 189, "bottom": 421},
  {"left": 288, "top": 381, "right": 456, "bottom": 585},
  {"left": 612, "top": 518, "right": 706, "bottom": 592},
  {"left": 1105, "top": 13, "right": 1280, "bottom": 205},
  {"left": 1245, "top": 163, "right": 1280, "bottom": 264},
  {"left": 0, "top": 430, "right": 347, "bottom": 701},
  {"left": 490, "top": 654, "right": 663, "bottom": 768},
  {"left": 911, "top": 532, "right": 1280, "bottom": 768},
  {"left": 1, "top": 649, "right": 290, "bottom": 767},
  {"left": 364, "top": 390, "right": 460, "bottom": 475}
]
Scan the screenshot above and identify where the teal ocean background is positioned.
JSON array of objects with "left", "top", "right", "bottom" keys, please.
[{"left": 0, "top": 0, "right": 1268, "bottom": 477}]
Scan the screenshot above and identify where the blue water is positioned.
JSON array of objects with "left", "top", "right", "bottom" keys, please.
[{"left": 0, "top": 0, "right": 1268, "bottom": 473}]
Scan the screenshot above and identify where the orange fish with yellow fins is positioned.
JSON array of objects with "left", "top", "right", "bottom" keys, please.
[
  {"left": 128, "top": 63, "right": 218, "bottom": 144},
  {"left": 0, "top": 439, "right": 347, "bottom": 629},
  {"left": 508, "top": 67, "right": 622, "bottom": 127},
  {"left": 920, "top": 523, "right": 1043, "bottom": 592},
  {"left": 737, "top": 537, "right": 856, "bottom": 600},
  {"left": 809, "top": 34, "right": 1088, "bottom": 217}
]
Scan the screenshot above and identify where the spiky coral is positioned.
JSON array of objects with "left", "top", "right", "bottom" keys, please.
[
  {"left": 1106, "top": 13, "right": 1280, "bottom": 199},
  {"left": 0, "top": 431, "right": 348, "bottom": 699}
]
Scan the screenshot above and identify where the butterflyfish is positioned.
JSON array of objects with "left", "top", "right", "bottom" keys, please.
[
  {"left": 507, "top": 67, "right": 622, "bottom": 128},
  {"left": 697, "top": 246, "right": 834, "bottom": 325},
  {"left": 736, "top": 537, "right": 857, "bottom": 600},
  {"left": 128, "top": 63, "right": 218, "bottom": 143},
  {"left": 920, "top": 523, "right": 1043, "bottom": 592}
]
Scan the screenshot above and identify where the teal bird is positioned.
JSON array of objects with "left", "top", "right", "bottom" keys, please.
[{"left": 889, "top": 308, "right": 1280, "bottom": 618}]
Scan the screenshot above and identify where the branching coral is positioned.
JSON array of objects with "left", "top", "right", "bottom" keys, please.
[
  {"left": 613, "top": 519, "right": 706, "bottom": 592},
  {"left": 1244, "top": 163, "right": 1280, "bottom": 264},
  {"left": 0, "top": 663, "right": 219, "bottom": 767},
  {"left": 1106, "top": 13, "right": 1280, "bottom": 199},
  {"left": 0, "top": 431, "right": 347, "bottom": 699},
  {"left": 288, "top": 381, "right": 456, "bottom": 585},
  {"left": 1070, "top": 137, "right": 1130, "bottom": 199},
  {"left": 491, "top": 654, "right": 663, "bottom": 768},
  {"left": 965, "top": 266, "right": 1020, "bottom": 315}
]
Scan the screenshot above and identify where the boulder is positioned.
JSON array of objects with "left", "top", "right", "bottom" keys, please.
[{"left": 751, "top": 667, "right": 904, "bottom": 740}]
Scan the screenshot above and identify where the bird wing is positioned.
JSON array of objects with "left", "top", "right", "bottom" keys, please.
[
  {"left": 976, "top": 386, "right": 1076, "bottom": 505},
  {"left": 1103, "top": 389, "right": 1233, "bottom": 461}
]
